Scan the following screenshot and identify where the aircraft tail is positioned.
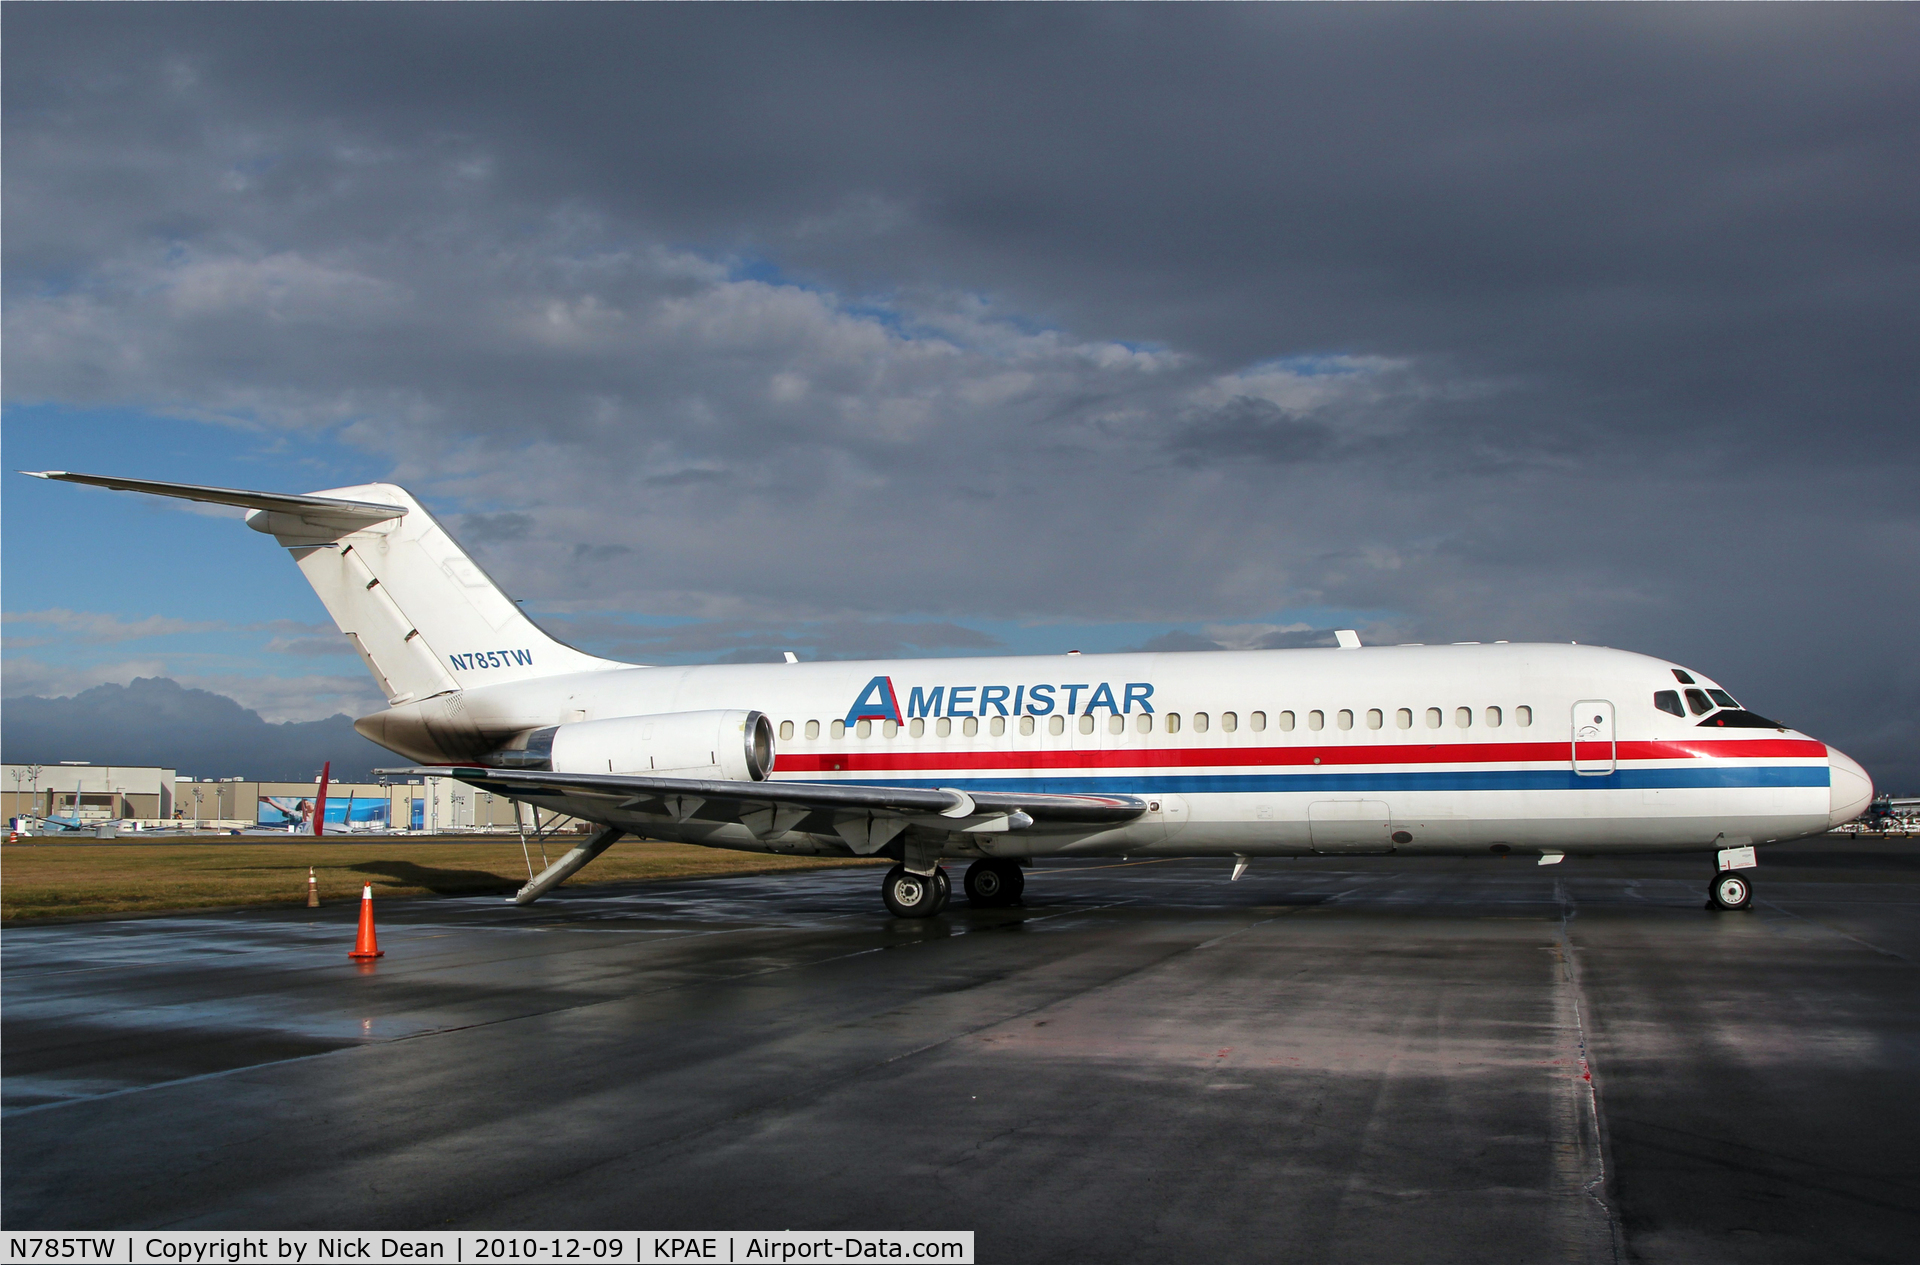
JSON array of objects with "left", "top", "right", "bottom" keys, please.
[{"left": 22, "top": 471, "right": 620, "bottom": 705}]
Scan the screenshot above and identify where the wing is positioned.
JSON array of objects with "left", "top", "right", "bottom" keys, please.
[{"left": 385, "top": 765, "right": 1146, "bottom": 852}]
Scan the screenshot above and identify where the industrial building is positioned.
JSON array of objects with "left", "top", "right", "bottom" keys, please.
[{"left": 3, "top": 763, "right": 567, "bottom": 832}]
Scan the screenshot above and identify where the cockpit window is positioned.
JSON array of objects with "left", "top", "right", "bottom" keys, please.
[
  {"left": 1698, "top": 709, "right": 1784, "bottom": 730},
  {"left": 1707, "top": 689, "right": 1739, "bottom": 709},
  {"left": 1672, "top": 669, "right": 1696, "bottom": 685},
  {"left": 1684, "top": 688, "right": 1713, "bottom": 715},
  {"left": 1654, "top": 690, "right": 1684, "bottom": 717}
]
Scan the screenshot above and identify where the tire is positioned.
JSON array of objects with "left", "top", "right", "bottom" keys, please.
[
  {"left": 882, "top": 864, "right": 941, "bottom": 918},
  {"left": 934, "top": 867, "right": 951, "bottom": 913},
  {"left": 965, "top": 858, "right": 1025, "bottom": 907},
  {"left": 1709, "top": 871, "right": 1753, "bottom": 910}
]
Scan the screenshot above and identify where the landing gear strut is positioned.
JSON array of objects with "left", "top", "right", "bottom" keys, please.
[
  {"left": 882, "top": 864, "right": 949, "bottom": 918},
  {"left": 1708, "top": 870, "right": 1753, "bottom": 910},
  {"left": 964, "top": 858, "right": 1025, "bottom": 907}
]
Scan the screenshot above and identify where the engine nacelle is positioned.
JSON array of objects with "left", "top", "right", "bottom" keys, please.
[{"left": 485, "top": 709, "right": 774, "bottom": 781}]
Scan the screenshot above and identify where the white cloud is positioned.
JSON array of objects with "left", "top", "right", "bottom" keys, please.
[
  {"left": 172, "top": 672, "right": 385, "bottom": 723},
  {"left": 2, "top": 657, "right": 173, "bottom": 699},
  {"left": 2, "top": 608, "right": 225, "bottom": 644},
  {"left": 1, "top": 656, "right": 383, "bottom": 724}
]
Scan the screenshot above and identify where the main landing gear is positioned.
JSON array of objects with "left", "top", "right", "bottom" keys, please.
[
  {"left": 1707, "top": 870, "right": 1753, "bottom": 911},
  {"left": 881, "top": 859, "right": 1026, "bottom": 917},
  {"left": 964, "top": 858, "right": 1025, "bottom": 908},
  {"left": 882, "top": 864, "right": 950, "bottom": 918}
]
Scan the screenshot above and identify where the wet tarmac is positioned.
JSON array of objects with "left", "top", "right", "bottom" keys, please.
[{"left": 5, "top": 841, "right": 1918, "bottom": 1262}]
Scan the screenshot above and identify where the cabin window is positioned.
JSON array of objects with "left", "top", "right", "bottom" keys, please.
[
  {"left": 883, "top": 719, "right": 899, "bottom": 738},
  {"left": 831, "top": 720, "right": 846, "bottom": 738},
  {"left": 1166, "top": 713, "right": 1182, "bottom": 733},
  {"left": 1308, "top": 710, "right": 1324, "bottom": 731},
  {"left": 779, "top": 720, "right": 794, "bottom": 741},
  {"left": 1486, "top": 706, "right": 1502, "bottom": 727},
  {"left": 910, "top": 717, "right": 926, "bottom": 737},
  {"left": 1108, "top": 714, "right": 1125, "bottom": 735},
  {"left": 856, "top": 719, "right": 873, "bottom": 738},
  {"left": 1278, "top": 710, "right": 1295, "bottom": 732},
  {"left": 1396, "top": 708, "right": 1412, "bottom": 729},
  {"left": 1455, "top": 707, "right": 1472, "bottom": 728},
  {"left": 1050, "top": 715, "right": 1066, "bottom": 735},
  {"left": 1426, "top": 707, "right": 1442, "bottom": 729},
  {"left": 1078, "top": 714, "right": 1095, "bottom": 734},
  {"left": 1194, "top": 712, "right": 1211, "bottom": 733},
  {"left": 991, "top": 716, "right": 1007, "bottom": 737},
  {"left": 1137, "top": 713, "right": 1153, "bottom": 734},
  {"left": 1222, "top": 712, "right": 1238, "bottom": 733},
  {"left": 1020, "top": 715, "right": 1035, "bottom": 736},
  {"left": 1367, "top": 708, "right": 1383, "bottom": 730},
  {"left": 806, "top": 720, "right": 821, "bottom": 739},
  {"left": 1337, "top": 709, "right": 1354, "bottom": 731},
  {"left": 937, "top": 717, "right": 952, "bottom": 737},
  {"left": 964, "top": 717, "right": 980, "bottom": 737},
  {"left": 1654, "top": 690, "right": 1683, "bottom": 717},
  {"left": 1250, "top": 711, "right": 1266, "bottom": 732},
  {"left": 1708, "top": 689, "right": 1740, "bottom": 708},
  {"left": 1685, "top": 688, "right": 1713, "bottom": 715},
  {"left": 1516, "top": 705, "right": 1532, "bottom": 727}
]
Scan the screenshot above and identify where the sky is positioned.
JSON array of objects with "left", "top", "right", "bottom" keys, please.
[{"left": 4, "top": 5, "right": 1916, "bottom": 789}]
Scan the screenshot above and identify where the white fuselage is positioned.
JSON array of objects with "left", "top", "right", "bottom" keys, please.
[{"left": 372, "top": 641, "right": 1870, "bottom": 861}]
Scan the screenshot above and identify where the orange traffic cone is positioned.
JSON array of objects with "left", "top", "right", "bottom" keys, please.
[
  {"left": 307, "top": 866, "right": 320, "bottom": 908},
  {"left": 348, "top": 882, "right": 383, "bottom": 959}
]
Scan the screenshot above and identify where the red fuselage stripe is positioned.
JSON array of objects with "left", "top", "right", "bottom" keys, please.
[{"left": 773, "top": 737, "right": 1826, "bottom": 774}]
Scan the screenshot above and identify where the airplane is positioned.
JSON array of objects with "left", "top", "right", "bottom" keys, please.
[{"left": 23, "top": 470, "right": 1874, "bottom": 916}]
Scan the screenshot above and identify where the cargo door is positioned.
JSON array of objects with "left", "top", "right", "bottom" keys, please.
[{"left": 1309, "top": 800, "right": 1395, "bottom": 854}]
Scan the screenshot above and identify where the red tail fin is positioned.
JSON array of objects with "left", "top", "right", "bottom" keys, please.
[{"left": 315, "top": 761, "right": 330, "bottom": 837}]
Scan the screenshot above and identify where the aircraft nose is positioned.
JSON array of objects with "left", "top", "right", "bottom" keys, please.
[{"left": 1827, "top": 746, "right": 1874, "bottom": 828}]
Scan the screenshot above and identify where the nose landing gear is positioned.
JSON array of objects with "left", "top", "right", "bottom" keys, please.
[{"left": 1708, "top": 870, "right": 1753, "bottom": 910}]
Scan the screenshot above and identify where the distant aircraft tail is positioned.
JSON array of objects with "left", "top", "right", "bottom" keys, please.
[{"left": 21, "top": 471, "right": 620, "bottom": 705}]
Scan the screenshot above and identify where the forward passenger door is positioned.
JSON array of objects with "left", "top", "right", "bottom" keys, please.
[{"left": 1572, "top": 700, "right": 1616, "bottom": 775}]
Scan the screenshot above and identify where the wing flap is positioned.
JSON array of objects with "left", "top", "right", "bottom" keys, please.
[{"left": 385, "top": 766, "right": 1147, "bottom": 827}]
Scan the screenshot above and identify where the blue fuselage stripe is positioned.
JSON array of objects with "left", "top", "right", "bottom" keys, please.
[{"left": 778, "top": 766, "right": 1831, "bottom": 795}]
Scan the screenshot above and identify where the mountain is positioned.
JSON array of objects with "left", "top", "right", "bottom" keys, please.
[{"left": 1, "top": 677, "right": 396, "bottom": 781}]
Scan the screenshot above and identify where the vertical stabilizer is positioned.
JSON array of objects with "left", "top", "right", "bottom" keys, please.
[
  {"left": 18, "top": 470, "right": 621, "bottom": 706},
  {"left": 252, "top": 482, "right": 619, "bottom": 704}
]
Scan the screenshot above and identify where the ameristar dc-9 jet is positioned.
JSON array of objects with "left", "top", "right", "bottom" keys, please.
[{"left": 25, "top": 471, "right": 1874, "bottom": 917}]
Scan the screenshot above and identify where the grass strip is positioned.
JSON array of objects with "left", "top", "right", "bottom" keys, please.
[{"left": 0, "top": 838, "right": 883, "bottom": 922}]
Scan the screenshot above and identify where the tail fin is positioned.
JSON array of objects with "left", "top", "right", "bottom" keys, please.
[{"left": 21, "top": 471, "right": 620, "bottom": 704}]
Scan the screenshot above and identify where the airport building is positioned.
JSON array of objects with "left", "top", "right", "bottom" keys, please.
[
  {"left": 4, "top": 762, "right": 569, "bottom": 832},
  {"left": 2, "top": 763, "right": 176, "bottom": 822}
]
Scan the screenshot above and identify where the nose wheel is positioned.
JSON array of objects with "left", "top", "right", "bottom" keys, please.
[
  {"left": 964, "top": 858, "right": 1026, "bottom": 907},
  {"left": 882, "top": 864, "right": 950, "bottom": 918},
  {"left": 1708, "top": 870, "right": 1753, "bottom": 910}
]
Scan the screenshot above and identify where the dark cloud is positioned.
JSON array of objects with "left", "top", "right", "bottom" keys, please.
[
  {"left": 3, "top": 7, "right": 1916, "bottom": 787},
  {"left": 545, "top": 616, "right": 1004, "bottom": 664},
  {"left": 1132, "top": 631, "right": 1228, "bottom": 654},
  {"left": 460, "top": 512, "right": 534, "bottom": 545}
]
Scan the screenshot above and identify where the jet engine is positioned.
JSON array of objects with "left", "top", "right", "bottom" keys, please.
[{"left": 484, "top": 709, "right": 774, "bottom": 781}]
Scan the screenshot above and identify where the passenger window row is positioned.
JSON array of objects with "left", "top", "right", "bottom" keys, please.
[{"left": 774, "top": 704, "right": 1533, "bottom": 742}]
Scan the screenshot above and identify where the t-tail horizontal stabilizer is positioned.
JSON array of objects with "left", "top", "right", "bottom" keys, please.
[{"left": 20, "top": 470, "right": 406, "bottom": 535}]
